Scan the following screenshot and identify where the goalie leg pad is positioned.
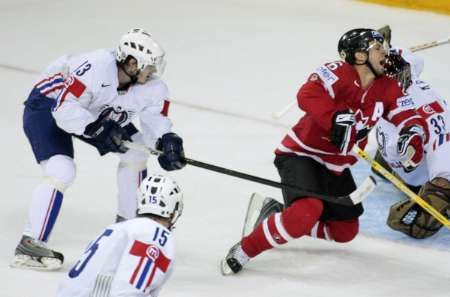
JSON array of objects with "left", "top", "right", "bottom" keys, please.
[{"left": 387, "top": 179, "right": 450, "bottom": 239}]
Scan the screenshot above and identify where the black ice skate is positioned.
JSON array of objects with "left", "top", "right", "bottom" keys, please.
[
  {"left": 11, "top": 235, "right": 64, "bottom": 270},
  {"left": 220, "top": 242, "right": 250, "bottom": 275},
  {"left": 242, "top": 193, "right": 284, "bottom": 237}
]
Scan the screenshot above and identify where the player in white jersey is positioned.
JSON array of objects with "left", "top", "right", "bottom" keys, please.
[
  {"left": 56, "top": 174, "right": 183, "bottom": 297},
  {"left": 375, "top": 47, "right": 450, "bottom": 238},
  {"left": 12, "top": 29, "right": 186, "bottom": 270}
]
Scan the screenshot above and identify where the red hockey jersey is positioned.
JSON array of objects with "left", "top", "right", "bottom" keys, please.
[{"left": 275, "top": 61, "right": 427, "bottom": 174}]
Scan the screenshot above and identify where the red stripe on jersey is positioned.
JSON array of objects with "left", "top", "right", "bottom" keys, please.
[
  {"left": 55, "top": 76, "right": 86, "bottom": 109},
  {"left": 66, "top": 76, "right": 86, "bottom": 98},
  {"left": 130, "top": 257, "right": 145, "bottom": 284},
  {"left": 129, "top": 241, "right": 148, "bottom": 283},
  {"left": 267, "top": 214, "right": 288, "bottom": 244},
  {"left": 416, "top": 101, "right": 445, "bottom": 120},
  {"left": 161, "top": 100, "right": 170, "bottom": 116}
]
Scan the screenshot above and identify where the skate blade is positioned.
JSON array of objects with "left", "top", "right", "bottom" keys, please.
[
  {"left": 220, "top": 259, "right": 234, "bottom": 276},
  {"left": 10, "top": 254, "right": 62, "bottom": 271},
  {"left": 241, "top": 193, "right": 266, "bottom": 237}
]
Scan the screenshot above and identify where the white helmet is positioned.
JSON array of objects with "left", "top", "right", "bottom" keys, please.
[
  {"left": 116, "top": 28, "right": 166, "bottom": 76},
  {"left": 137, "top": 174, "right": 183, "bottom": 227}
]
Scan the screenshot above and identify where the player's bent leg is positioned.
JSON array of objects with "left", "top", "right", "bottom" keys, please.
[
  {"left": 309, "top": 219, "right": 359, "bottom": 242},
  {"left": 221, "top": 198, "right": 323, "bottom": 275},
  {"left": 117, "top": 136, "right": 148, "bottom": 220},
  {"left": 13, "top": 154, "right": 75, "bottom": 270}
]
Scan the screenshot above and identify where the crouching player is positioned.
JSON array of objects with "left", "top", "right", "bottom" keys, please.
[{"left": 56, "top": 174, "right": 183, "bottom": 296}]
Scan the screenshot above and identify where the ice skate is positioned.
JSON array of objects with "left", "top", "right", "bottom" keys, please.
[
  {"left": 242, "top": 193, "right": 283, "bottom": 237},
  {"left": 220, "top": 242, "right": 250, "bottom": 275},
  {"left": 11, "top": 235, "right": 64, "bottom": 270}
]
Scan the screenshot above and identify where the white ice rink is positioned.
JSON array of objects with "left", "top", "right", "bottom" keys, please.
[{"left": 1, "top": 0, "right": 450, "bottom": 296}]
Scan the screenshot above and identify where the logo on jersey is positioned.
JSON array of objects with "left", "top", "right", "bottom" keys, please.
[
  {"left": 98, "top": 105, "right": 130, "bottom": 125},
  {"left": 316, "top": 66, "right": 338, "bottom": 85},
  {"left": 129, "top": 241, "right": 171, "bottom": 292},
  {"left": 422, "top": 104, "right": 435, "bottom": 114},
  {"left": 397, "top": 96, "right": 414, "bottom": 109},
  {"left": 146, "top": 245, "right": 160, "bottom": 261}
]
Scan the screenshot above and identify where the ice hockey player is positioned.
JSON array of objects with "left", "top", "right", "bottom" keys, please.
[
  {"left": 220, "top": 28, "right": 429, "bottom": 275},
  {"left": 12, "top": 28, "right": 186, "bottom": 270},
  {"left": 56, "top": 174, "right": 183, "bottom": 297},
  {"left": 375, "top": 46, "right": 450, "bottom": 239}
]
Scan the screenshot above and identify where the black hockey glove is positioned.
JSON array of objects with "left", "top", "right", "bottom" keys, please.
[
  {"left": 383, "top": 50, "right": 412, "bottom": 91},
  {"left": 156, "top": 132, "right": 186, "bottom": 171},
  {"left": 84, "top": 119, "right": 131, "bottom": 154},
  {"left": 330, "top": 110, "right": 355, "bottom": 152}
]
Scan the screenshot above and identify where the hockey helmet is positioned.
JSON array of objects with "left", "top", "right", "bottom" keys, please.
[
  {"left": 338, "top": 28, "right": 385, "bottom": 64},
  {"left": 116, "top": 28, "right": 166, "bottom": 76},
  {"left": 137, "top": 174, "right": 183, "bottom": 227}
]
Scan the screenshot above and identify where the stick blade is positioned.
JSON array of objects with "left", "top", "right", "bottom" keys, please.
[{"left": 349, "top": 176, "right": 377, "bottom": 204}]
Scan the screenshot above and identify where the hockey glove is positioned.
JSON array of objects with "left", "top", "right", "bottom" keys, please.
[
  {"left": 156, "top": 132, "right": 186, "bottom": 171},
  {"left": 397, "top": 125, "right": 425, "bottom": 172},
  {"left": 383, "top": 49, "right": 412, "bottom": 91},
  {"left": 84, "top": 119, "right": 131, "bottom": 154},
  {"left": 330, "top": 110, "right": 355, "bottom": 152}
]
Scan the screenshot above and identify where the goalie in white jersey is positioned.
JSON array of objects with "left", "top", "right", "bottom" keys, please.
[
  {"left": 375, "top": 46, "right": 450, "bottom": 238},
  {"left": 56, "top": 174, "right": 183, "bottom": 297},
  {"left": 12, "top": 28, "right": 186, "bottom": 270}
]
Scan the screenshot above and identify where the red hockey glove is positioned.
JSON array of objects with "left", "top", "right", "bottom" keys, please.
[{"left": 397, "top": 125, "right": 425, "bottom": 172}]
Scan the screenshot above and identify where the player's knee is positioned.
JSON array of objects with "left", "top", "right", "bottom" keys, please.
[
  {"left": 328, "top": 219, "right": 359, "bottom": 242},
  {"left": 282, "top": 198, "right": 323, "bottom": 238},
  {"left": 43, "top": 155, "right": 76, "bottom": 192}
]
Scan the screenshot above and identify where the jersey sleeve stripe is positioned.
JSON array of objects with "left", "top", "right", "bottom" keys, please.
[{"left": 161, "top": 100, "right": 170, "bottom": 116}]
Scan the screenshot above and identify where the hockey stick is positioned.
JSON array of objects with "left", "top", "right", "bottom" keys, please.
[
  {"left": 271, "top": 37, "right": 450, "bottom": 120},
  {"left": 272, "top": 100, "right": 297, "bottom": 119},
  {"left": 125, "top": 141, "right": 376, "bottom": 206},
  {"left": 354, "top": 147, "right": 450, "bottom": 229},
  {"left": 410, "top": 37, "right": 450, "bottom": 53}
]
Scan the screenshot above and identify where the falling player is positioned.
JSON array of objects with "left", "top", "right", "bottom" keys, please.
[
  {"left": 13, "top": 29, "right": 186, "bottom": 270},
  {"left": 220, "top": 28, "right": 428, "bottom": 275},
  {"left": 56, "top": 174, "right": 183, "bottom": 297}
]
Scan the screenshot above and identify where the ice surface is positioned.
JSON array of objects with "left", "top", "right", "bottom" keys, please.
[{"left": 1, "top": 0, "right": 449, "bottom": 296}]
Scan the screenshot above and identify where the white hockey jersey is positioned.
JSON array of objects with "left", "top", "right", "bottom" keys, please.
[
  {"left": 56, "top": 218, "right": 175, "bottom": 297},
  {"left": 33, "top": 49, "right": 172, "bottom": 148},
  {"left": 376, "top": 48, "right": 450, "bottom": 186}
]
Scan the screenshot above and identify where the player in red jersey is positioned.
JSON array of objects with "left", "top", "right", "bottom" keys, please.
[{"left": 221, "top": 28, "right": 429, "bottom": 275}]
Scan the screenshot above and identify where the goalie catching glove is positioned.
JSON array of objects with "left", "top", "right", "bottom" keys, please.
[{"left": 387, "top": 179, "right": 450, "bottom": 239}]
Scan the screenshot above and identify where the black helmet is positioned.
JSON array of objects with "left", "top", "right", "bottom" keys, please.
[{"left": 338, "top": 28, "right": 385, "bottom": 64}]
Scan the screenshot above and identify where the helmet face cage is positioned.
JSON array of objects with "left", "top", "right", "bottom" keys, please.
[
  {"left": 137, "top": 174, "right": 184, "bottom": 227},
  {"left": 116, "top": 28, "right": 166, "bottom": 76},
  {"left": 338, "top": 28, "right": 385, "bottom": 64}
]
